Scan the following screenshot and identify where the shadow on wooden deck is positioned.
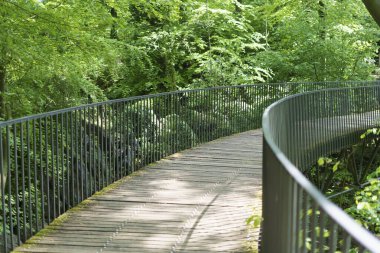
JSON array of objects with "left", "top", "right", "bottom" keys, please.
[{"left": 13, "top": 130, "right": 262, "bottom": 253}]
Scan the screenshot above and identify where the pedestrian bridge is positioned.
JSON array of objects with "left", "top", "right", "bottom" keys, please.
[
  {"left": 2, "top": 82, "right": 380, "bottom": 253},
  {"left": 15, "top": 130, "right": 262, "bottom": 253}
]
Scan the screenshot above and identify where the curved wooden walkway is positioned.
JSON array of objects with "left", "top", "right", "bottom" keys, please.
[{"left": 14, "top": 130, "right": 262, "bottom": 253}]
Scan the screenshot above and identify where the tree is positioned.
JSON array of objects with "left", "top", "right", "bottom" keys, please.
[
  {"left": 106, "top": 0, "right": 270, "bottom": 98},
  {"left": 0, "top": 0, "right": 119, "bottom": 119},
  {"left": 250, "top": 0, "right": 379, "bottom": 82},
  {"left": 0, "top": 0, "right": 122, "bottom": 197}
]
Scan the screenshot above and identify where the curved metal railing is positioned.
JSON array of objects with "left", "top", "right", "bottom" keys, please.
[
  {"left": 0, "top": 81, "right": 378, "bottom": 252},
  {"left": 262, "top": 85, "right": 380, "bottom": 252}
]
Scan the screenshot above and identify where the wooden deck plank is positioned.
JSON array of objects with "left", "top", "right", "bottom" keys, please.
[{"left": 13, "top": 130, "right": 262, "bottom": 253}]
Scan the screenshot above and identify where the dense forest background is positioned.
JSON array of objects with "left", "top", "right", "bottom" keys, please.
[{"left": 0, "top": 0, "right": 379, "bottom": 120}]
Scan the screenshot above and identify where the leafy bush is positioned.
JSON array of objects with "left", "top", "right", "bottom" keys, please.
[
  {"left": 308, "top": 128, "right": 380, "bottom": 237},
  {"left": 160, "top": 114, "right": 198, "bottom": 153},
  {"left": 345, "top": 168, "right": 380, "bottom": 234}
]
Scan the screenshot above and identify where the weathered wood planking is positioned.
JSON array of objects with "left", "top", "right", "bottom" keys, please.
[{"left": 13, "top": 130, "right": 262, "bottom": 253}]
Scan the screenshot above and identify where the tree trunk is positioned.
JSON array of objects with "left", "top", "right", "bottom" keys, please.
[
  {"left": 0, "top": 64, "right": 8, "bottom": 193},
  {"left": 110, "top": 7, "right": 118, "bottom": 39},
  {"left": 318, "top": 1, "right": 326, "bottom": 38},
  {"left": 318, "top": 1, "right": 326, "bottom": 81},
  {"left": 0, "top": 64, "right": 7, "bottom": 119},
  {"left": 362, "top": 0, "right": 380, "bottom": 27}
]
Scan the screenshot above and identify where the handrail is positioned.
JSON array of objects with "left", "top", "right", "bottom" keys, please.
[
  {"left": 0, "top": 81, "right": 378, "bottom": 252},
  {"left": 0, "top": 81, "right": 367, "bottom": 126},
  {"left": 262, "top": 85, "right": 380, "bottom": 252}
]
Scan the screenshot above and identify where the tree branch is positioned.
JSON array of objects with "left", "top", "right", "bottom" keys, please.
[{"left": 362, "top": 0, "right": 380, "bottom": 27}]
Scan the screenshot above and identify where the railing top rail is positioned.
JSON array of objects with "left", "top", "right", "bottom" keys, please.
[
  {"left": 1, "top": 80, "right": 375, "bottom": 127},
  {"left": 262, "top": 84, "right": 380, "bottom": 252},
  {"left": 0, "top": 83, "right": 256, "bottom": 126}
]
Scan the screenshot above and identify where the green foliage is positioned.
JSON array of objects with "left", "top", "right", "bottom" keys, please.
[
  {"left": 107, "top": 0, "right": 270, "bottom": 97},
  {"left": 160, "top": 114, "right": 198, "bottom": 152},
  {"left": 0, "top": 0, "right": 114, "bottom": 118},
  {"left": 1, "top": 0, "right": 379, "bottom": 118},
  {"left": 310, "top": 128, "right": 380, "bottom": 237},
  {"left": 251, "top": 0, "right": 379, "bottom": 82},
  {"left": 246, "top": 214, "right": 262, "bottom": 228},
  {"left": 309, "top": 127, "right": 380, "bottom": 196},
  {"left": 181, "top": 109, "right": 219, "bottom": 140},
  {"left": 345, "top": 177, "right": 380, "bottom": 234}
]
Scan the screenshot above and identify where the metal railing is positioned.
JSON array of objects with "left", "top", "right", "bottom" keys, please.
[
  {"left": 0, "top": 81, "right": 378, "bottom": 252},
  {"left": 262, "top": 84, "right": 380, "bottom": 253}
]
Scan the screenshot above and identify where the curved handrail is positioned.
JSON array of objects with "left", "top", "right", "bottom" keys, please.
[
  {"left": 262, "top": 85, "right": 380, "bottom": 252},
  {"left": 0, "top": 81, "right": 378, "bottom": 252},
  {"left": 0, "top": 80, "right": 367, "bottom": 126}
]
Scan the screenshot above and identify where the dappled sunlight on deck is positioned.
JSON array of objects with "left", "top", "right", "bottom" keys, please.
[{"left": 13, "top": 130, "right": 262, "bottom": 253}]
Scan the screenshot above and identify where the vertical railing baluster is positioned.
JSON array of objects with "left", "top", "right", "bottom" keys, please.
[
  {"left": 6, "top": 126, "right": 13, "bottom": 249},
  {"left": 55, "top": 115, "right": 60, "bottom": 217},
  {"left": 295, "top": 185, "right": 302, "bottom": 252},
  {"left": 342, "top": 232, "right": 352, "bottom": 253},
  {"left": 14, "top": 124, "right": 21, "bottom": 245},
  {"left": 203, "top": 90, "right": 209, "bottom": 141},
  {"left": 142, "top": 98, "right": 148, "bottom": 166},
  {"left": 68, "top": 112, "right": 73, "bottom": 209},
  {"left": 310, "top": 203, "right": 318, "bottom": 252},
  {"left": 38, "top": 120, "right": 44, "bottom": 229},
  {"left": 74, "top": 111, "right": 79, "bottom": 205},
  {"left": 44, "top": 117, "right": 50, "bottom": 224},
  {"left": 196, "top": 91, "right": 200, "bottom": 143},
  {"left": 51, "top": 115, "right": 56, "bottom": 220},
  {"left": 61, "top": 114, "right": 65, "bottom": 214},
  {"left": 83, "top": 108, "right": 88, "bottom": 199},
  {"left": 164, "top": 97, "right": 168, "bottom": 157},
  {"left": 132, "top": 101, "right": 136, "bottom": 171},
  {"left": 328, "top": 222, "right": 338, "bottom": 253},
  {"left": 103, "top": 107, "right": 108, "bottom": 186},
  {"left": 301, "top": 194, "right": 309, "bottom": 253},
  {"left": 112, "top": 104, "right": 117, "bottom": 181},
  {"left": 117, "top": 102, "right": 121, "bottom": 178},
  {"left": 126, "top": 101, "right": 131, "bottom": 174},
  {"left": 109, "top": 105, "right": 114, "bottom": 181},
  {"left": 99, "top": 106, "right": 104, "bottom": 190},
  {"left": 0, "top": 128, "right": 7, "bottom": 253},
  {"left": 91, "top": 107, "right": 96, "bottom": 193},
  {"left": 20, "top": 123, "right": 26, "bottom": 241},
  {"left": 153, "top": 97, "right": 158, "bottom": 163},
  {"left": 32, "top": 120, "right": 38, "bottom": 234},
  {"left": 79, "top": 110, "right": 83, "bottom": 202},
  {"left": 116, "top": 103, "right": 120, "bottom": 177},
  {"left": 91, "top": 106, "right": 95, "bottom": 194},
  {"left": 113, "top": 103, "right": 117, "bottom": 180},
  {"left": 173, "top": 94, "right": 176, "bottom": 153},
  {"left": 221, "top": 87, "right": 224, "bottom": 135},
  {"left": 26, "top": 122, "right": 32, "bottom": 238},
  {"left": 121, "top": 101, "right": 126, "bottom": 175}
]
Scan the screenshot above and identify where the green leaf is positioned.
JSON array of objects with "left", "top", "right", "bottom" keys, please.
[
  {"left": 332, "top": 162, "right": 340, "bottom": 172},
  {"left": 357, "top": 202, "right": 370, "bottom": 210},
  {"left": 318, "top": 158, "right": 325, "bottom": 166}
]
